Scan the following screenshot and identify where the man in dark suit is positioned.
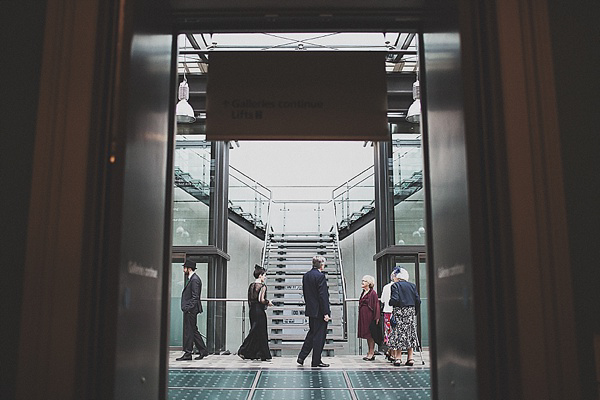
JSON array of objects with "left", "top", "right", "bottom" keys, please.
[
  {"left": 297, "top": 255, "right": 331, "bottom": 367},
  {"left": 176, "top": 260, "right": 209, "bottom": 361}
]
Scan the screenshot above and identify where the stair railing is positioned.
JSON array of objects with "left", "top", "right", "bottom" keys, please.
[
  {"left": 332, "top": 165, "right": 374, "bottom": 229},
  {"left": 260, "top": 198, "right": 273, "bottom": 269},
  {"left": 330, "top": 199, "right": 349, "bottom": 340}
]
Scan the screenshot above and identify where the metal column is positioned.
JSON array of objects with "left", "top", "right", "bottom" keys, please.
[
  {"left": 373, "top": 141, "right": 395, "bottom": 294},
  {"left": 207, "top": 141, "right": 229, "bottom": 353}
]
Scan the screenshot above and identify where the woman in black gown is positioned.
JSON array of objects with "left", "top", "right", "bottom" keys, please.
[{"left": 238, "top": 265, "right": 273, "bottom": 361}]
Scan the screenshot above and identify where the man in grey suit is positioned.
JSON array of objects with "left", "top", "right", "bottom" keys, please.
[
  {"left": 297, "top": 255, "right": 331, "bottom": 367},
  {"left": 176, "top": 260, "right": 208, "bottom": 361}
]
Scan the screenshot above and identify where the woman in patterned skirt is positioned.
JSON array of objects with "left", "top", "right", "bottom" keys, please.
[
  {"left": 387, "top": 268, "right": 421, "bottom": 366},
  {"left": 379, "top": 267, "right": 400, "bottom": 361}
]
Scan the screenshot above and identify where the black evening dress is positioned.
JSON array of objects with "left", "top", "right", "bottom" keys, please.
[{"left": 237, "top": 282, "right": 272, "bottom": 360}]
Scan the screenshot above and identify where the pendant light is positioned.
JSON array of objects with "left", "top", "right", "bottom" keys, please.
[
  {"left": 406, "top": 41, "right": 421, "bottom": 124},
  {"left": 176, "top": 37, "right": 196, "bottom": 124},
  {"left": 176, "top": 78, "right": 195, "bottom": 123},
  {"left": 405, "top": 79, "right": 420, "bottom": 124}
]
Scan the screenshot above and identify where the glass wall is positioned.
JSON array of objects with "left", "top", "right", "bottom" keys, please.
[
  {"left": 391, "top": 132, "right": 425, "bottom": 246},
  {"left": 173, "top": 139, "right": 212, "bottom": 246},
  {"left": 170, "top": 259, "right": 209, "bottom": 347},
  {"left": 392, "top": 254, "right": 429, "bottom": 347}
]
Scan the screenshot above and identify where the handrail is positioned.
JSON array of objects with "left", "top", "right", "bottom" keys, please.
[
  {"left": 271, "top": 199, "right": 333, "bottom": 204},
  {"left": 331, "top": 165, "right": 374, "bottom": 199},
  {"left": 260, "top": 199, "right": 273, "bottom": 269},
  {"left": 229, "top": 164, "right": 272, "bottom": 199},
  {"left": 198, "top": 297, "right": 249, "bottom": 341},
  {"left": 330, "top": 200, "right": 349, "bottom": 340},
  {"left": 333, "top": 171, "right": 373, "bottom": 196}
]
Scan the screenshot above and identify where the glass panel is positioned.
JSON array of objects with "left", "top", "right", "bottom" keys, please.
[
  {"left": 345, "top": 299, "right": 361, "bottom": 355},
  {"left": 169, "top": 260, "right": 209, "bottom": 347},
  {"left": 391, "top": 133, "right": 425, "bottom": 245},
  {"left": 228, "top": 166, "right": 271, "bottom": 230},
  {"left": 332, "top": 167, "right": 375, "bottom": 230},
  {"left": 393, "top": 255, "right": 430, "bottom": 347},
  {"left": 173, "top": 141, "right": 212, "bottom": 246},
  {"left": 418, "top": 255, "right": 429, "bottom": 347},
  {"left": 394, "top": 256, "right": 416, "bottom": 285},
  {"left": 269, "top": 201, "right": 335, "bottom": 233}
]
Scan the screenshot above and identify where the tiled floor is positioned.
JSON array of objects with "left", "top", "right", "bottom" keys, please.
[
  {"left": 168, "top": 350, "right": 429, "bottom": 369},
  {"left": 168, "top": 352, "right": 431, "bottom": 399}
]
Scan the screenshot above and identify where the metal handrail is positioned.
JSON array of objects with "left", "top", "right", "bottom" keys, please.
[
  {"left": 331, "top": 165, "right": 374, "bottom": 199},
  {"left": 229, "top": 164, "right": 272, "bottom": 199},
  {"left": 199, "top": 298, "right": 248, "bottom": 341},
  {"left": 330, "top": 200, "right": 349, "bottom": 340},
  {"left": 260, "top": 199, "right": 273, "bottom": 269}
]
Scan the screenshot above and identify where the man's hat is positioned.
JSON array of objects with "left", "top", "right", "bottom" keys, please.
[{"left": 183, "top": 260, "right": 196, "bottom": 270}]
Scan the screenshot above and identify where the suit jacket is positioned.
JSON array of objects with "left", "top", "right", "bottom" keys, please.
[
  {"left": 302, "top": 267, "right": 331, "bottom": 318},
  {"left": 181, "top": 273, "right": 203, "bottom": 314}
]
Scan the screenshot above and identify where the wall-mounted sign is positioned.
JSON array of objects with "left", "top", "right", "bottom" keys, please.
[{"left": 206, "top": 51, "right": 388, "bottom": 141}]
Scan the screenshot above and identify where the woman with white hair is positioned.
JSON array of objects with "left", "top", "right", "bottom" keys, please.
[
  {"left": 379, "top": 267, "right": 401, "bottom": 361},
  {"left": 357, "top": 275, "right": 380, "bottom": 361},
  {"left": 388, "top": 268, "right": 421, "bottom": 366}
]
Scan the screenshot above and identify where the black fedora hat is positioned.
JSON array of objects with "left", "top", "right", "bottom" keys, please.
[{"left": 183, "top": 260, "right": 196, "bottom": 270}]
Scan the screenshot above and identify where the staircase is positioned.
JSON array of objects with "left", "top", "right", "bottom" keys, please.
[{"left": 264, "top": 231, "right": 348, "bottom": 357}]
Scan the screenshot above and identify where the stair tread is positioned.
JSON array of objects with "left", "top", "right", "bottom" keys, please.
[
  {"left": 269, "top": 343, "right": 345, "bottom": 350},
  {"left": 270, "top": 335, "right": 345, "bottom": 340}
]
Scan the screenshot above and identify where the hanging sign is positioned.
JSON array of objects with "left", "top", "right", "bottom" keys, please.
[{"left": 206, "top": 51, "right": 388, "bottom": 141}]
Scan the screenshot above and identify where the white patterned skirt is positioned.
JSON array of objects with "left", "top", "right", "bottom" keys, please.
[{"left": 387, "top": 306, "right": 420, "bottom": 350}]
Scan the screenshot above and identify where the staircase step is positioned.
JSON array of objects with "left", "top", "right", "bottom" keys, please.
[
  {"left": 267, "top": 254, "right": 336, "bottom": 260},
  {"left": 267, "top": 324, "right": 344, "bottom": 332},
  {"left": 269, "top": 334, "right": 345, "bottom": 341},
  {"left": 268, "top": 305, "right": 344, "bottom": 313},
  {"left": 270, "top": 289, "right": 342, "bottom": 295},
  {"left": 268, "top": 243, "right": 336, "bottom": 248},
  {"left": 267, "top": 282, "right": 342, "bottom": 290},
  {"left": 267, "top": 248, "right": 336, "bottom": 254},
  {"left": 266, "top": 271, "right": 341, "bottom": 276},
  {"left": 266, "top": 265, "right": 339, "bottom": 271},
  {"left": 269, "top": 342, "right": 345, "bottom": 350},
  {"left": 271, "top": 299, "right": 344, "bottom": 306},
  {"left": 265, "top": 261, "right": 314, "bottom": 266}
]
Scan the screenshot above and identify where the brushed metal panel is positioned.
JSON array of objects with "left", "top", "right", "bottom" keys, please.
[
  {"left": 112, "top": 30, "right": 173, "bottom": 400},
  {"left": 423, "top": 28, "right": 478, "bottom": 399}
]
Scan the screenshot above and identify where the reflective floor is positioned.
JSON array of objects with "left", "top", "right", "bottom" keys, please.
[{"left": 168, "top": 352, "right": 431, "bottom": 400}]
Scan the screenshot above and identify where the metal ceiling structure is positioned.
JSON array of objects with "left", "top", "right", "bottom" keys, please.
[
  {"left": 176, "top": 32, "right": 419, "bottom": 134},
  {"left": 178, "top": 32, "right": 418, "bottom": 74}
]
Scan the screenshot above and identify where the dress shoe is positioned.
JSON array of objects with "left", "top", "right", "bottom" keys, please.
[
  {"left": 296, "top": 357, "right": 304, "bottom": 366},
  {"left": 311, "top": 362, "right": 329, "bottom": 368},
  {"left": 176, "top": 354, "right": 192, "bottom": 361},
  {"left": 194, "top": 355, "right": 204, "bottom": 360}
]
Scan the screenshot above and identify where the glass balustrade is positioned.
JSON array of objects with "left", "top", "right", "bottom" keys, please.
[
  {"left": 392, "top": 134, "right": 425, "bottom": 246},
  {"left": 174, "top": 140, "right": 272, "bottom": 243},
  {"left": 269, "top": 200, "right": 336, "bottom": 233},
  {"left": 332, "top": 166, "right": 375, "bottom": 230},
  {"left": 169, "top": 295, "right": 381, "bottom": 356},
  {"left": 228, "top": 166, "right": 271, "bottom": 230},
  {"left": 173, "top": 143, "right": 212, "bottom": 246}
]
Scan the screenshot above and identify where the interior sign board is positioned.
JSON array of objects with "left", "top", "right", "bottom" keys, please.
[{"left": 206, "top": 51, "right": 388, "bottom": 141}]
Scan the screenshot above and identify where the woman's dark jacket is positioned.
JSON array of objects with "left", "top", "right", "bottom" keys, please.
[{"left": 389, "top": 281, "right": 421, "bottom": 309}]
